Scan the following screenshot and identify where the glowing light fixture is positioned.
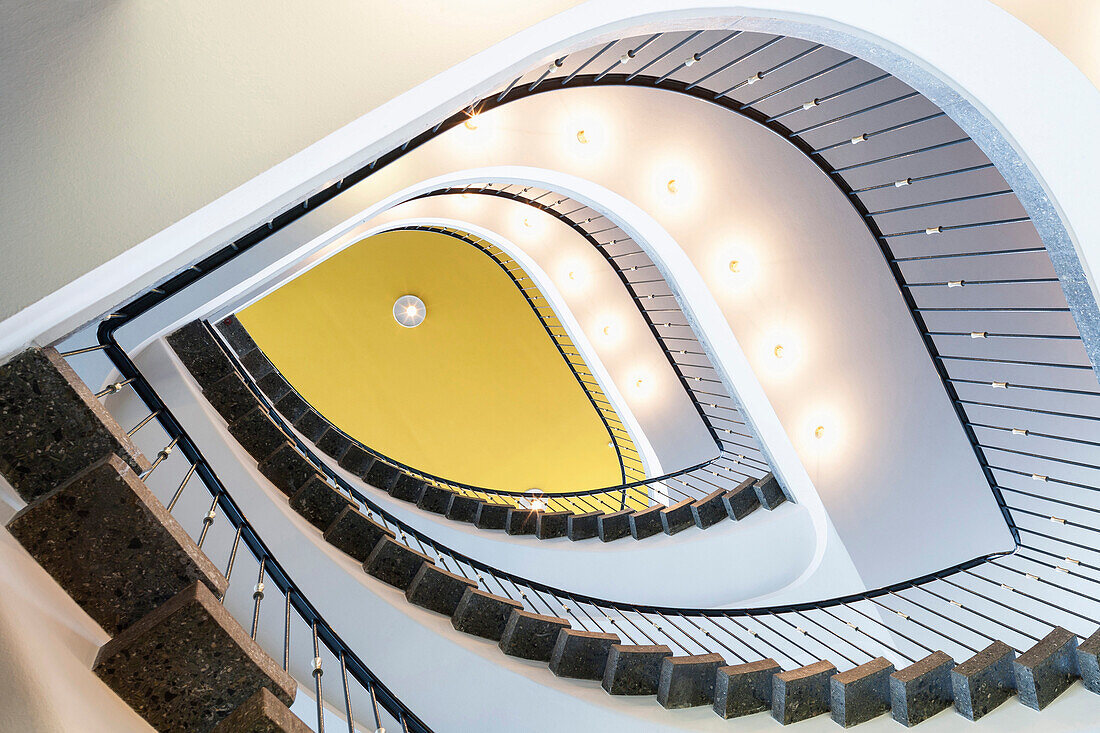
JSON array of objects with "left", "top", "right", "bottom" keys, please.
[
  {"left": 814, "top": 425, "right": 826, "bottom": 439},
  {"left": 773, "top": 344, "right": 785, "bottom": 359},
  {"left": 728, "top": 260, "right": 741, "bottom": 274},
  {"left": 393, "top": 295, "right": 426, "bottom": 328},
  {"left": 666, "top": 179, "right": 679, "bottom": 194},
  {"left": 576, "top": 129, "right": 589, "bottom": 144},
  {"left": 463, "top": 116, "right": 478, "bottom": 130}
]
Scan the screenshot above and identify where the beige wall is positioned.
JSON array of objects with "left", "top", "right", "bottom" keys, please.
[{"left": 992, "top": 0, "right": 1100, "bottom": 90}]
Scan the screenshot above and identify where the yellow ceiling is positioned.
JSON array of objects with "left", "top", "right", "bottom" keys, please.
[{"left": 239, "top": 228, "right": 623, "bottom": 493}]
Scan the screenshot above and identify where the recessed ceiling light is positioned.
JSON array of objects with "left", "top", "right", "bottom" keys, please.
[
  {"left": 666, "top": 179, "right": 679, "bottom": 194},
  {"left": 393, "top": 295, "right": 426, "bottom": 328}
]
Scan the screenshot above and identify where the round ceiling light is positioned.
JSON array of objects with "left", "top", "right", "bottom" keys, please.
[{"left": 393, "top": 295, "right": 426, "bottom": 328}]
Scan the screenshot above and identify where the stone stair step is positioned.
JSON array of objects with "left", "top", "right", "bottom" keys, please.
[
  {"left": 499, "top": 610, "right": 572, "bottom": 661},
  {"left": 889, "top": 650, "right": 955, "bottom": 727},
  {"left": 7, "top": 454, "right": 227, "bottom": 636},
  {"left": 660, "top": 498, "right": 695, "bottom": 535},
  {"left": 229, "top": 408, "right": 288, "bottom": 464},
  {"left": 203, "top": 372, "right": 259, "bottom": 424},
  {"left": 0, "top": 347, "right": 150, "bottom": 502},
  {"left": 289, "top": 476, "right": 355, "bottom": 531},
  {"left": 405, "top": 564, "right": 478, "bottom": 616},
  {"left": 337, "top": 444, "right": 375, "bottom": 478},
  {"left": 417, "top": 484, "right": 455, "bottom": 514},
  {"left": 363, "top": 536, "right": 433, "bottom": 590},
  {"left": 754, "top": 472, "right": 787, "bottom": 510},
  {"left": 714, "top": 658, "right": 781, "bottom": 719},
  {"left": 950, "top": 640, "right": 1015, "bottom": 721},
  {"left": 629, "top": 505, "right": 664, "bottom": 540},
  {"left": 549, "top": 629, "right": 620, "bottom": 680},
  {"left": 167, "top": 321, "right": 235, "bottom": 389},
  {"left": 387, "top": 473, "right": 423, "bottom": 503},
  {"left": 722, "top": 478, "right": 760, "bottom": 520},
  {"left": 240, "top": 350, "right": 275, "bottom": 381},
  {"left": 1077, "top": 627, "right": 1100, "bottom": 694},
  {"left": 536, "top": 510, "right": 570, "bottom": 539},
  {"left": 217, "top": 316, "right": 260, "bottom": 358},
  {"left": 830, "top": 656, "right": 894, "bottom": 727},
  {"left": 657, "top": 653, "right": 725, "bottom": 709},
  {"left": 597, "top": 509, "right": 633, "bottom": 542},
  {"left": 691, "top": 488, "right": 727, "bottom": 530},
  {"left": 445, "top": 493, "right": 481, "bottom": 522},
  {"left": 258, "top": 443, "right": 320, "bottom": 497},
  {"left": 365, "top": 460, "right": 402, "bottom": 491},
  {"left": 316, "top": 428, "right": 352, "bottom": 462},
  {"left": 504, "top": 507, "right": 537, "bottom": 535},
  {"left": 602, "top": 644, "right": 673, "bottom": 696},
  {"left": 256, "top": 372, "right": 291, "bottom": 404},
  {"left": 566, "top": 511, "right": 600, "bottom": 541},
  {"left": 293, "top": 409, "right": 329, "bottom": 443},
  {"left": 94, "top": 581, "right": 295, "bottom": 733},
  {"left": 211, "top": 688, "right": 311, "bottom": 733},
  {"left": 323, "top": 506, "right": 394, "bottom": 563},
  {"left": 1014, "top": 626, "right": 1078, "bottom": 711},
  {"left": 273, "top": 391, "right": 309, "bottom": 424},
  {"left": 474, "top": 501, "right": 511, "bottom": 530},
  {"left": 451, "top": 587, "right": 523, "bottom": 641},
  {"left": 772, "top": 659, "right": 837, "bottom": 724}
]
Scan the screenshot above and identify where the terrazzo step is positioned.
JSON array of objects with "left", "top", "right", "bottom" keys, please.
[
  {"left": 0, "top": 346, "right": 150, "bottom": 502},
  {"left": 365, "top": 460, "right": 402, "bottom": 491},
  {"left": 830, "top": 656, "right": 894, "bottom": 727},
  {"left": 593, "top": 508, "right": 631, "bottom": 542},
  {"left": 168, "top": 321, "right": 236, "bottom": 389},
  {"left": 203, "top": 372, "right": 260, "bottom": 424},
  {"left": 890, "top": 650, "right": 955, "bottom": 727},
  {"left": 273, "top": 391, "right": 310, "bottom": 424},
  {"left": 316, "top": 428, "right": 352, "bottom": 462},
  {"left": 474, "top": 500, "right": 512, "bottom": 530},
  {"left": 240, "top": 349, "right": 275, "bottom": 380},
  {"left": 772, "top": 660, "right": 837, "bottom": 724},
  {"left": 714, "top": 658, "right": 781, "bottom": 719},
  {"left": 602, "top": 644, "right": 674, "bottom": 695},
  {"left": 256, "top": 372, "right": 291, "bottom": 403},
  {"left": 722, "top": 477, "right": 761, "bottom": 520},
  {"left": 258, "top": 442, "right": 321, "bottom": 497},
  {"left": 293, "top": 409, "right": 330, "bottom": 443},
  {"left": 950, "top": 640, "right": 1016, "bottom": 721},
  {"left": 451, "top": 587, "right": 524, "bottom": 641},
  {"left": 337, "top": 444, "right": 375, "bottom": 478},
  {"left": 504, "top": 507, "right": 537, "bottom": 535},
  {"left": 217, "top": 316, "right": 260, "bottom": 358},
  {"left": 363, "top": 536, "right": 433, "bottom": 590},
  {"left": 566, "top": 511, "right": 600, "bottom": 541},
  {"left": 536, "top": 510, "right": 570, "bottom": 539},
  {"left": 445, "top": 493, "right": 482, "bottom": 522},
  {"left": 660, "top": 498, "right": 696, "bottom": 535},
  {"left": 754, "top": 472, "right": 788, "bottom": 510},
  {"left": 390, "top": 473, "right": 426, "bottom": 503},
  {"left": 405, "top": 564, "right": 478, "bottom": 616},
  {"left": 549, "top": 629, "right": 620, "bottom": 680},
  {"left": 289, "top": 476, "right": 356, "bottom": 531},
  {"left": 212, "top": 688, "right": 310, "bottom": 733},
  {"left": 657, "top": 653, "right": 725, "bottom": 709},
  {"left": 94, "top": 581, "right": 296, "bottom": 733},
  {"left": 1077, "top": 627, "right": 1100, "bottom": 694},
  {"left": 229, "top": 408, "right": 288, "bottom": 464},
  {"left": 629, "top": 505, "right": 665, "bottom": 540},
  {"left": 7, "top": 454, "right": 227, "bottom": 635},
  {"left": 691, "top": 488, "right": 727, "bottom": 530},
  {"left": 499, "top": 610, "right": 572, "bottom": 661},
  {"left": 323, "top": 506, "right": 394, "bottom": 563},
  {"left": 417, "top": 484, "right": 456, "bottom": 514},
  {"left": 1014, "top": 627, "right": 1078, "bottom": 711}
]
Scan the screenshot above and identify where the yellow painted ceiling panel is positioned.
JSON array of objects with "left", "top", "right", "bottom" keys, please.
[{"left": 239, "top": 229, "right": 621, "bottom": 492}]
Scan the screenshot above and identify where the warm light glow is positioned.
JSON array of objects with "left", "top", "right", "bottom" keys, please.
[
  {"left": 405, "top": 305, "right": 417, "bottom": 317},
  {"left": 666, "top": 178, "right": 679, "bottom": 194},
  {"left": 392, "top": 295, "right": 426, "bottom": 328},
  {"left": 464, "top": 116, "right": 478, "bottom": 130},
  {"left": 814, "top": 425, "right": 825, "bottom": 439},
  {"left": 728, "top": 260, "right": 741, "bottom": 274},
  {"left": 635, "top": 378, "right": 645, "bottom": 389},
  {"left": 773, "top": 344, "right": 785, "bottom": 359},
  {"left": 523, "top": 217, "right": 533, "bottom": 228},
  {"left": 531, "top": 498, "right": 546, "bottom": 511},
  {"left": 576, "top": 129, "right": 589, "bottom": 144}
]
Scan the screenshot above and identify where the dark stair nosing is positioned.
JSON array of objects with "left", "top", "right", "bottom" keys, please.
[
  {"left": 597, "top": 508, "right": 633, "bottom": 542},
  {"left": 451, "top": 587, "right": 523, "bottom": 641},
  {"left": 950, "top": 640, "right": 1016, "bottom": 721},
  {"left": 890, "top": 650, "right": 955, "bottom": 727},
  {"left": 203, "top": 372, "right": 259, "bottom": 424},
  {"left": 362, "top": 536, "right": 433, "bottom": 590},
  {"left": 566, "top": 511, "right": 600, "bottom": 541},
  {"left": 549, "top": 629, "right": 620, "bottom": 680},
  {"left": 1014, "top": 627, "right": 1078, "bottom": 711},
  {"left": 657, "top": 653, "right": 725, "bottom": 709},
  {"left": 216, "top": 316, "right": 260, "bottom": 358},
  {"left": 445, "top": 493, "right": 482, "bottom": 522},
  {"left": 316, "top": 428, "right": 352, "bottom": 462},
  {"left": 417, "top": 484, "right": 456, "bottom": 514},
  {"left": 535, "top": 510, "right": 570, "bottom": 539},
  {"left": 293, "top": 409, "right": 329, "bottom": 443},
  {"left": 714, "top": 658, "right": 781, "bottom": 719},
  {"left": 1077, "top": 627, "right": 1100, "bottom": 694},
  {"left": 603, "top": 644, "right": 674, "bottom": 696},
  {"left": 474, "top": 501, "right": 511, "bottom": 530},
  {"left": 338, "top": 444, "right": 375, "bottom": 478},
  {"left": 167, "top": 321, "right": 235, "bottom": 389},
  {"left": 405, "top": 563, "right": 478, "bottom": 617},
  {"left": 211, "top": 688, "right": 311, "bottom": 733},
  {"left": 722, "top": 477, "right": 760, "bottom": 520},
  {"left": 830, "top": 656, "right": 894, "bottom": 728},
  {"left": 499, "top": 609, "right": 571, "bottom": 662},
  {"left": 659, "top": 498, "right": 695, "bottom": 536},
  {"left": 390, "top": 473, "right": 426, "bottom": 503},
  {"left": 754, "top": 472, "right": 788, "bottom": 510},
  {"left": 691, "top": 488, "right": 727, "bottom": 529},
  {"left": 229, "top": 407, "right": 288, "bottom": 464},
  {"left": 504, "top": 507, "right": 537, "bottom": 535},
  {"left": 629, "top": 505, "right": 664, "bottom": 540},
  {"left": 772, "top": 659, "right": 837, "bottom": 724},
  {"left": 323, "top": 505, "right": 394, "bottom": 563},
  {"left": 289, "top": 476, "right": 356, "bottom": 531},
  {"left": 258, "top": 442, "right": 321, "bottom": 497}
]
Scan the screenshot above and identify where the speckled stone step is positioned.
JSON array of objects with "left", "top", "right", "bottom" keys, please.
[
  {"left": 714, "top": 658, "right": 781, "bottom": 719},
  {"left": 890, "top": 650, "right": 955, "bottom": 727},
  {"left": 660, "top": 498, "right": 696, "bottom": 536},
  {"left": 293, "top": 409, "right": 329, "bottom": 443},
  {"left": 273, "top": 391, "right": 309, "bottom": 424},
  {"left": 257, "top": 372, "right": 291, "bottom": 403},
  {"left": 549, "top": 629, "right": 620, "bottom": 680},
  {"left": 722, "top": 478, "right": 760, "bottom": 520},
  {"left": 772, "top": 660, "right": 837, "bottom": 724},
  {"left": 316, "top": 428, "right": 352, "bottom": 462},
  {"left": 259, "top": 443, "right": 320, "bottom": 497},
  {"left": 629, "top": 505, "right": 665, "bottom": 540},
  {"left": 337, "top": 444, "right": 375, "bottom": 478},
  {"left": 754, "top": 472, "right": 787, "bottom": 510},
  {"left": 536, "top": 510, "right": 570, "bottom": 539},
  {"left": 211, "top": 688, "right": 310, "bottom": 733},
  {"left": 323, "top": 506, "right": 394, "bottom": 563},
  {"left": 1014, "top": 626, "right": 1078, "bottom": 711},
  {"left": 446, "top": 493, "right": 481, "bottom": 522},
  {"left": 657, "top": 653, "right": 724, "bottom": 709},
  {"left": 365, "top": 460, "right": 402, "bottom": 491},
  {"left": 451, "top": 587, "right": 523, "bottom": 641},
  {"left": 405, "top": 563, "right": 478, "bottom": 616},
  {"left": 691, "top": 488, "right": 727, "bottom": 529},
  {"left": 94, "top": 581, "right": 295, "bottom": 733},
  {"left": 567, "top": 511, "right": 600, "bottom": 541},
  {"left": 950, "top": 640, "right": 1016, "bottom": 721},
  {"left": 363, "top": 536, "right": 433, "bottom": 590},
  {"left": 1077, "top": 627, "right": 1100, "bottom": 694},
  {"left": 0, "top": 347, "right": 150, "bottom": 502},
  {"left": 7, "top": 455, "right": 227, "bottom": 635},
  {"left": 504, "top": 507, "right": 537, "bottom": 535},
  {"left": 390, "top": 474, "right": 426, "bottom": 503},
  {"left": 597, "top": 509, "right": 633, "bottom": 542},
  {"left": 167, "top": 321, "right": 235, "bottom": 389},
  {"left": 240, "top": 350, "right": 274, "bottom": 380},
  {"left": 499, "top": 610, "right": 571, "bottom": 661},
  {"left": 217, "top": 316, "right": 260, "bottom": 358},
  {"left": 417, "top": 484, "right": 455, "bottom": 514},
  {"left": 289, "top": 476, "right": 355, "bottom": 531},
  {"left": 203, "top": 372, "right": 259, "bottom": 424},
  {"left": 229, "top": 408, "right": 288, "bottom": 464},
  {"left": 831, "top": 656, "right": 894, "bottom": 727},
  {"left": 474, "top": 501, "right": 511, "bottom": 530},
  {"left": 602, "top": 644, "right": 674, "bottom": 695}
]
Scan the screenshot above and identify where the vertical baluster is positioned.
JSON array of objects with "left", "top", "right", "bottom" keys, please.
[
  {"left": 312, "top": 622, "right": 325, "bottom": 733},
  {"left": 250, "top": 558, "right": 266, "bottom": 639},
  {"left": 339, "top": 651, "right": 355, "bottom": 733}
]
